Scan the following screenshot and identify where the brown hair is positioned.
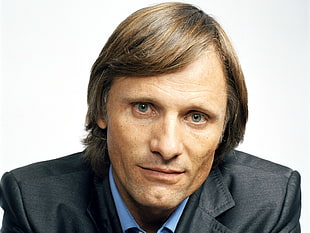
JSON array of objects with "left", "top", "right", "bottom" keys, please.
[{"left": 83, "top": 2, "right": 248, "bottom": 178}]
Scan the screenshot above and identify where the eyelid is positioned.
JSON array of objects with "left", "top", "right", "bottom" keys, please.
[
  {"left": 188, "top": 110, "right": 209, "bottom": 118},
  {"left": 185, "top": 111, "right": 209, "bottom": 124},
  {"left": 132, "top": 102, "right": 152, "bottom": 109},
  {"left": 130, "top": 101, "right": 211, "bottom": 125},
  {"left": 132, "top": 102, "right": 157, "bottom": 116}
]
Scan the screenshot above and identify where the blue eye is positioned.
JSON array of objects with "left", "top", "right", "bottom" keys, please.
[
  {"left": 132, "top": 102, "right": 156, "bottom": 119},
  {"left": 185, "top": 112, "right": 208, "bottom": 126},
  {"left": 191, "top": 113, "right": 202, "bottom": 122},
  {"left": 137, "top": 103, "right": 149, "bottom": 113}
]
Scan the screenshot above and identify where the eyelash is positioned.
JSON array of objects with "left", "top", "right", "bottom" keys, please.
[
  {"left": 132, "top": 102, "right": 209, "bottom": 126},
  {"left": 184, "top": 112, "right": 209, "bottom": 125},
  {"left": 132, "top": 102, "right": 155, "bottom": 117}
]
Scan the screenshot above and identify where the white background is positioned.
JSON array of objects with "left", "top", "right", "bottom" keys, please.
[{"left": 1, "top": 0, "right": 309, "bottom": 231}]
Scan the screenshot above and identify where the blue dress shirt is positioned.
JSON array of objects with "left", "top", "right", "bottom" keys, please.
[{"left": 109, "top": 166, "right": 188, "bottom": 233}]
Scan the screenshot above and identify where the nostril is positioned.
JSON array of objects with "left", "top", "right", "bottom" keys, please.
[
  {"left": 151, "top": 151, "right": 180, "bottom": 163},
  {"left": 150, "top": 137, "right": 183, "bottom": 161}
]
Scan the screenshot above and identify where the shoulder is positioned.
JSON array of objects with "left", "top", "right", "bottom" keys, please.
[
  {"left": 0, "top": 153, "right": 99, "bottom": 232},
  {"left": 218, "top": 150, "right": 301, "bottom": 197},
  {"left": 219, "top": 150, "right": 300, "bottom": 181},
  {"left": 1, "top": 151, "right": 94, "bottom": 206},
  {"left": 5, "top": 151, "right": 92, "bottom": 182},
  {"left": 216, "top": 150, "right": 301, "bottom": 232}
]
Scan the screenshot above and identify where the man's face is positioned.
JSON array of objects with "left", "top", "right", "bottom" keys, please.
[{"left": 97, "top": 51, "right": 227, "bottom": 213}]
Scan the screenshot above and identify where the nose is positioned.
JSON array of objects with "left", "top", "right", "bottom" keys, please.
[{"left": 149, "top": 116, "right": 183, "bottom": 161}]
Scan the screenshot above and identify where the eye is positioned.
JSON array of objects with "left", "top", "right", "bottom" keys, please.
[
  {"left": 136, "top": 103, "right": 150, "bottom": 113},
  {"left": 185, "top": 112, "right": 208, "bottom": 126},
  {"left": 132, "top": 102, "right": 156, "bottom": 119},
  {"left": 191, "top": 113, "right": 203, "bottom": 122}
]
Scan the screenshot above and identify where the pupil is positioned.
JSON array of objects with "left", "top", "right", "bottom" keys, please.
[
  {"left": 192, "top": 114, "right": 201, "bottom": 122},
  {"left": 138, "top": 103, "right": 148, "bottom": 112}
]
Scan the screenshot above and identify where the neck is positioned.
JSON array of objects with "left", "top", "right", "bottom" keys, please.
[{"left": 127, "top": 199, "right": 176, "bottom": 233}]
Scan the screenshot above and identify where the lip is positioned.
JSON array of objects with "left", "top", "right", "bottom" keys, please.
[{"left": 138, "top": 166, "right": 185, "bottom": 184}]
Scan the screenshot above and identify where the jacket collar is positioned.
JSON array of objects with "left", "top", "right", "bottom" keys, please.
[
  {"left": 175, "top": 167, "right": 235, "bottom": 233},
  {"left": 87, "top": 166, "right": 235, "bottom": 233},
  {"left": 87, "top": 175, "right": 123, "bottom": 233},
  {"left": 197, "top": 166, "right": 235, "bottom": 217}
]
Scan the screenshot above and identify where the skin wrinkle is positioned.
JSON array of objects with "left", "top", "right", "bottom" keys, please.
[
  {"left": 115, "top": 53, "right": 226, "bottom": 124},
  {"left": 96, "top": 51, "right": 227, "bottom": 232},
  {"left": 84, "top": 3, "right": 249, "bottom": 186}
]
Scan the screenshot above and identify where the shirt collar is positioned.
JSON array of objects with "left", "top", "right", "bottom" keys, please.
[{"left": 109, "top": 166, "right": 188, "bottom": 233}]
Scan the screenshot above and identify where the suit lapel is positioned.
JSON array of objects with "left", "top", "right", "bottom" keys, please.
[
  {"left": 86, "top": 167, "right": 235, "bottom": 233},
  {"left": 87, "top": 175, "right": 123, "bottom": 233},
  {"left": 176, "top": 167, "right": 235, "bottom": 233}
]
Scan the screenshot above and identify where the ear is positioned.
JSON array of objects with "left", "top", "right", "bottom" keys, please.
[{"left": 97, "top": 118, "right": 107, "bottom": 129}]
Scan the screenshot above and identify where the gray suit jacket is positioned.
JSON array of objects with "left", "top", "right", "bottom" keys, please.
[{"left": 0, "top": 150, "right": 301, "bottom": 233}]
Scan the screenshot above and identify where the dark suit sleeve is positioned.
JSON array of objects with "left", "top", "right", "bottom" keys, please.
[
  {"left": 0, "top": 172, "right": 33, "bottom": 233},
  {"left": 272, "top": 171, "right": 301, "bottom": 233}
]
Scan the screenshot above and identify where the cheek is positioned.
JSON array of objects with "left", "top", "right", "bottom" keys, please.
[
  {"left": 187, "top": 149, "right": 215, "bottom": 190},
  {"left": 185, "top": 133, "right": 218, "bottom": 176},
  {"left": 192, "top": 147, "right": 215, "bottom": 171},
  {"left": 198, "top": 150, "right": 215, "bottom": 173},
  {"left": 106, "top": 117, "right": 147, "bottom": 164},
  {"left": 106, "top": 120, "right": 129, "bottom": 161}
]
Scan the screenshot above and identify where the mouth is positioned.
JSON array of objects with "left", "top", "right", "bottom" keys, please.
[{"left": 138, "top": 166, "right": 185, "bottom": 184}]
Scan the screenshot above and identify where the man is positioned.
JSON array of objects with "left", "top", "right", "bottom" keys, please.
[{"left": 0, "top": 2, "right": 301, "bottom": 233}]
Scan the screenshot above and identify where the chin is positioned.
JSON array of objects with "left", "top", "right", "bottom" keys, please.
[{"left": 137, "top": 190, "right": 186, "bottom": 210}]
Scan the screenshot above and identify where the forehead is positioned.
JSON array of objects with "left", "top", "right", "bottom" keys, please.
[{"left": 109, "top": 51, "right": 226, "bottom": 112}]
